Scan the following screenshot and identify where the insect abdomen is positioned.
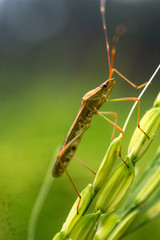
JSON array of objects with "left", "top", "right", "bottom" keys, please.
[
  {"left": 51, "top": 135, "right": 82, "bottom": 177},
  {"left": 52, "top": 104, "right": 93, "bottom": 177}
]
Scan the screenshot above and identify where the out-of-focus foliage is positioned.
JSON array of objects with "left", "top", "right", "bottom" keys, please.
[{"left": 0, "top": 0, "right": 159, "bottom": 240}]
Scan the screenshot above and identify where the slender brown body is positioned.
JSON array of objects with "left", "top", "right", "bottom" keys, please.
[
  {"left": 52, "top": 79, "right": 115, "bottom": 177},
  {"left": 51, "top": 0, "right": 148, "bottom": 213}
]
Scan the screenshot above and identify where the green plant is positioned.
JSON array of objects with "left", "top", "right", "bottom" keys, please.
[
  {"left": 27, "top": 66, "right": 160, "bottom": 240},
  {"left": 52, "top": 89, "right": 160, "bottom": 238}
]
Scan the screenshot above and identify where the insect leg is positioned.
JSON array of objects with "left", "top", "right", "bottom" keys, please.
[
  {"left": 99, "top": 111, "right": 118, "bottom": 140},
  {"left": 111, "top": 68, "right": 148, "bottom": 89},
  {"left": 53, "top": 127, "right": 89, "bottom": 213},
  {"left": 57, "top": 155, "right": 81, "bottom": 213},
  {"left": 74, "top": 155, "right": 96, "bottom": 175},
  {"left": 96, "top": 111, "right": 128, "bottom": 167},
  {"left": 100, "top": 0, "right": 111, "bottom": 72},
  {"left": 107, "top": 97, "right": 150, "bottom": 138},
  {"left": 55, "top": 127, "right": 89, "bottom": 165}
]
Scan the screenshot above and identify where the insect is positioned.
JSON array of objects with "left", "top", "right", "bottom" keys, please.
[{"left": 51, "top": 0, "right": 148, "bottom": 210}]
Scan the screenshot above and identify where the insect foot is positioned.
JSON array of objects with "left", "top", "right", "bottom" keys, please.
[
  {"left": 128, "top": 92, "right": 160, "bottom": 164},
  {"left": 61, "top": 184, "right": 93, "bottom": 236}
]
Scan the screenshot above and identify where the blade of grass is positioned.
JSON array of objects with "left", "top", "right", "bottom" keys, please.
[{"left": 27, "top": 148, "right": 59, "bottom": 240}]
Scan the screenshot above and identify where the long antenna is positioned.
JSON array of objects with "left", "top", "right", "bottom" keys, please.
[
  {"left": 109, "top": 24, "right": 126, "bottom": 79},
  {"left": 100, "top": 0, "right": 126, "bottom": 80},
  {"left": 100, "top": 0, "right": 111, "bottom": 73}
]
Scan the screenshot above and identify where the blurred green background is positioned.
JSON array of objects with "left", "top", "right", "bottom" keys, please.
[{"left": 0, "top": 0, "right": 160, "bottom": 239}]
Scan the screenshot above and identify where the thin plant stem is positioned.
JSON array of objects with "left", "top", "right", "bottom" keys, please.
[
  {"left": 123, "top": 64, "right": 160, "bottom": 132},
  {"left": 27, "top": 148, "right": 59, "bottom": 240}
]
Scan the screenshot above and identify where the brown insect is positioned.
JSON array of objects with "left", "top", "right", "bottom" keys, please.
[{"left": 51, "top": 0, "right": 148, "bottom": 211}]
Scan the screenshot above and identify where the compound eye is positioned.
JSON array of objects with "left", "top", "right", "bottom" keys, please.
[{"left": 101, "top": 82, "right": 108, "bottom": 88}]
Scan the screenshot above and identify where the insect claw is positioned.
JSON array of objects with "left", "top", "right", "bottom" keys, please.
[
  {"left": 119, "top": 154, "right": 129, "bottom": 168},
  {"left": 77, "top": 196, "right": 81, "bottom": 215},
  {"left": 138, "top": 125, "right": 150, "bottom": 139},
  {"left": 146, "top": 133, "right": 150, "bottom": 139}
]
